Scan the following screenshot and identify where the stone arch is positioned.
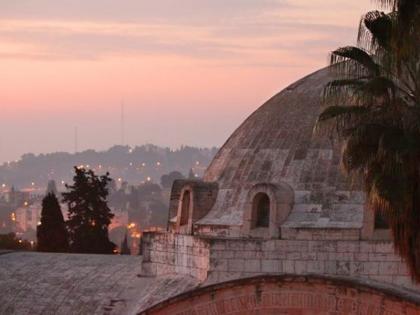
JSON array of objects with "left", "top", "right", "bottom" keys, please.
[
  {"left": 243, "top": 182, "right": 294, "bottom": 238},
  {"left": 139, "top": 275, "right": 420, "bottom": 314}
]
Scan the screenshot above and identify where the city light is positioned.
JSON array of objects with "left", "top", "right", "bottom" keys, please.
[
  {"left": 156, "top": 161, "right": 161, "bottom": 166},
  {"left": 24, "top": 201, "right": 28, "bottom": 206},
  {"left": 146, "top": 176, "right": 151, "bottom": 182},
  {"left": 1, "top": 183, "right": 5, "bottom": 188},
  {"left": 10, "top": 213, "right": 16, "bottom": 222},
  {"left": 31, "top": 182, "right": 35, "bottom": 186},
  {"left": 127, "top": 222, "right": 136, "bottom": 229},
  {"left": 118, "top": 177, "right": 122, "bottom": 182}
]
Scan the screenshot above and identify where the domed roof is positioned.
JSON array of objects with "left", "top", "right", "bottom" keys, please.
[{"left": 199, "top": 67, "right": 364, "bottom": 229}]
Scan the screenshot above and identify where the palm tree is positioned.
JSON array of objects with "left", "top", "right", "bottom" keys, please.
[{"left": 317, "top": 4, "right": 420, "bottom": 281}]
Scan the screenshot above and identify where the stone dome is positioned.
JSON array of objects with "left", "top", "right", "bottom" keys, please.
[{"left": 196, "top": 67, "right": 364, "bottom": 232}]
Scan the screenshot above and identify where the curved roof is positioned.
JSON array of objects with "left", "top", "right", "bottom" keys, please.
[{"left": 199, "top": 67, "right": 364, "bottom": 228}]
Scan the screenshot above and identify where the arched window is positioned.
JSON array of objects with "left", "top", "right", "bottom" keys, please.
[
  {"left": 180, "top": 190, "right": 190, "bottom": 226},
  {"left": 253, "top": 193, "right": 270, "bottom": 228}
]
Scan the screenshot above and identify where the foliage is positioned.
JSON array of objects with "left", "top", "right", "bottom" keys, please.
[
  {"left": 0, "top": 233, "right": 32, "bottom": 250},
  {"left": 63, "top": 167, "right": 116, "bottom": 254},
  {"left": 317, "top": 1, "right": 420, "bottom": 281},
  {"left": 37, "top": 193, "right": 69, "bottom": 252}
]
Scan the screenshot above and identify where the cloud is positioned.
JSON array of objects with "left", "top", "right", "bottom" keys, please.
[
  {"left": 0, "top": 0, "right": 290, "bottom": 23},
  {"left": 0, "top": 0, "right": 368, "bottom": 66}
]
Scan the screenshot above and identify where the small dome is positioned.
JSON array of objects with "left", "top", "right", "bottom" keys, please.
[{"left": 199, "top": 67, "right": 364, "bottom": 230}]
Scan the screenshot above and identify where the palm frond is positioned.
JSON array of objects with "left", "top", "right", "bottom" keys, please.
[
  {"left": 358, "top": 11, "right": 394, "bottom": 52},
  {"left": 318, "top": 105, "right": 367, "bottom": 122},
  {"left": 331, "top": 47, "right": 380, "bottom": 76}
]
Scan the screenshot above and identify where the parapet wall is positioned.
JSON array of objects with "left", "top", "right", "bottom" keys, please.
[
  {"left": 206, "top": 238, "right": 420, "bottom": 294},
  {"left": 142, "top": 232, "right": 420, "bottom": 296},
  {"left": 142, "top": 232, "right": 210, "bottom": 281}
]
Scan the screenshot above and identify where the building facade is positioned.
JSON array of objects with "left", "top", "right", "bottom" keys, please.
[{"left": 140, "top": 67, "right": 420, "bottom": 314}]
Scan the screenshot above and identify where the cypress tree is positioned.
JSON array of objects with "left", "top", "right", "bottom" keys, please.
[
  {"left": 63, "top": 167, "right": 116, "bottom": 254},
  {"left": 37, "top": 193, "right": 69, "bottom": 252}
]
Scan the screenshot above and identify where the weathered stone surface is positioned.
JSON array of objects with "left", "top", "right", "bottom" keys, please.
[
  {"left": 198, "top": 67, "right": 363, "bottom": 231},
  {"left": 0, "top": 251, "right": 199, "bottom": 315},
  {"left": 140, "top": 67, "right": 420, "bottom": 311}
]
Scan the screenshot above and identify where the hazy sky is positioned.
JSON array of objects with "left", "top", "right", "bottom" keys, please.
[{"left": 0, "top": 0, "right": 376, "bottom": 163}]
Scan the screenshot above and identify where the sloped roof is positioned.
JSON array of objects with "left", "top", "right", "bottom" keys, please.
[{"left": 0, "top": 251, "right": 199, "bottom": 315}]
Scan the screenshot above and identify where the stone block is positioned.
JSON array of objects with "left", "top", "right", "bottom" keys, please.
[
  {"left": 336, "top": 261, "right": 350, "bottom": 275},
  {"left": 294, "top": 261, "right": 307, "bottom": 274},
  {"left": 211, "top": 241, "right": 226, "bottom": 250},
  {"left": 360, "top": 242, "right": 375, "bottom": 253},
  {"left": 301, "top": 252, "right": 316, "bottom": 260},
  {"left": 362, "top": 262, "right": 379, "bottom": 275},
  {"left": 307, "top": 261, "right": 324, "bottom": 273},
  {"left": 228, "top": 259, "right": 245, "bottom": 272},
  {"left": 261, "top": 260, "right": 282, "bottom": 273},
  {"left": 212, "top": 259, "right": 228, "bottom": 271},
  {"left": 375, "top": 242, "right": 394, "bottom": 254},
  {"left": 262, "top": 240, "right": 276, "bottom": 251},
  {"left": 283, "top": 260, "right": 295, "bottom": 273},
  {"left": 324, "top": 261, "right": 337, "bottom": 274},
  {"left": 337, "top": 241, "right": 359, "bottom": 253},
  {"left": 286, "top": 252, "right": 301, "bottom": 260},
  {"left": 378, "top": 262, "right": 399, "bottom": 275},
  {"left": 243, "top": 259, "right": 261, "bottom": 273}
]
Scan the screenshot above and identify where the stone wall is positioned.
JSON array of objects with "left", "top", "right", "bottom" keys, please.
[
  {"left": 142, "top": 232, "right": 420, "bottom": 294},
  {"left": 142, "top": 232, "right": 210, "bottom": 281},
  {"left": 207, "top": 238, "right": 419, "bottom": 293}
]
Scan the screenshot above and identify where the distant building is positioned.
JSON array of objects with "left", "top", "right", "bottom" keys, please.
[
  {"left": 14, "top": 203, "right": 128, "bottom": 237},
  {"left": 14, "top": 202, "right": 41, "bottom": 232}
]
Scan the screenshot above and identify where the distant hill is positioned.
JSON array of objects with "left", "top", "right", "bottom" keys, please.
[{"left": 0, "top": 145, "right": 218, "bottom": 189}]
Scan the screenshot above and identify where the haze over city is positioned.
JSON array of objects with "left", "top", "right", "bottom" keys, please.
[{"left": 0, "top": 0, "right": 376, "bottom": 163}]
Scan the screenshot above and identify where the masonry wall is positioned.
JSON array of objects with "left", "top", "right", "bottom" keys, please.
[
  {"left": 207, "top": 238, "right": 420, "bottom": 293},
  {"left": 142, "top": 232, "right": 420, "bottom": 294},
  {"left": 142, "top": 232, "right": 210, "bottom": 281}
]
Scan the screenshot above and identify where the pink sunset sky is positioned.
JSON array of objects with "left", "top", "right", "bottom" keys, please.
[{"left": 0, "top": 0, "right": 376, "bottom": 163}]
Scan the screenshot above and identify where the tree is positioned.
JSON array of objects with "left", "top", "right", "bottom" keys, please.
[
  {"left": 120, "top": 232, "right": 130, "bottom": 255},
  {"left": 188, "top": 168, "right": 195, "bottom": 179},
  {"left": 63, "top": 167, "right": 116, "bottom": 254},
  {"left": 317, "top": 2, "right": 420, "bottom": 281},
  {"left": 37, "top": 193, "right": 69, "bottom": 252},
  {"left": 160, "top": 171, "right": 184, "bottom": 189},
  {"left": 0, "top": 233, "right": 32, "bottom": 250}
]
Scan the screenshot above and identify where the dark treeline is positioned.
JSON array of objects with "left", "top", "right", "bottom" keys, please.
[{"left": 0, "top": 144, "right": 218, "bottom": 188}]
